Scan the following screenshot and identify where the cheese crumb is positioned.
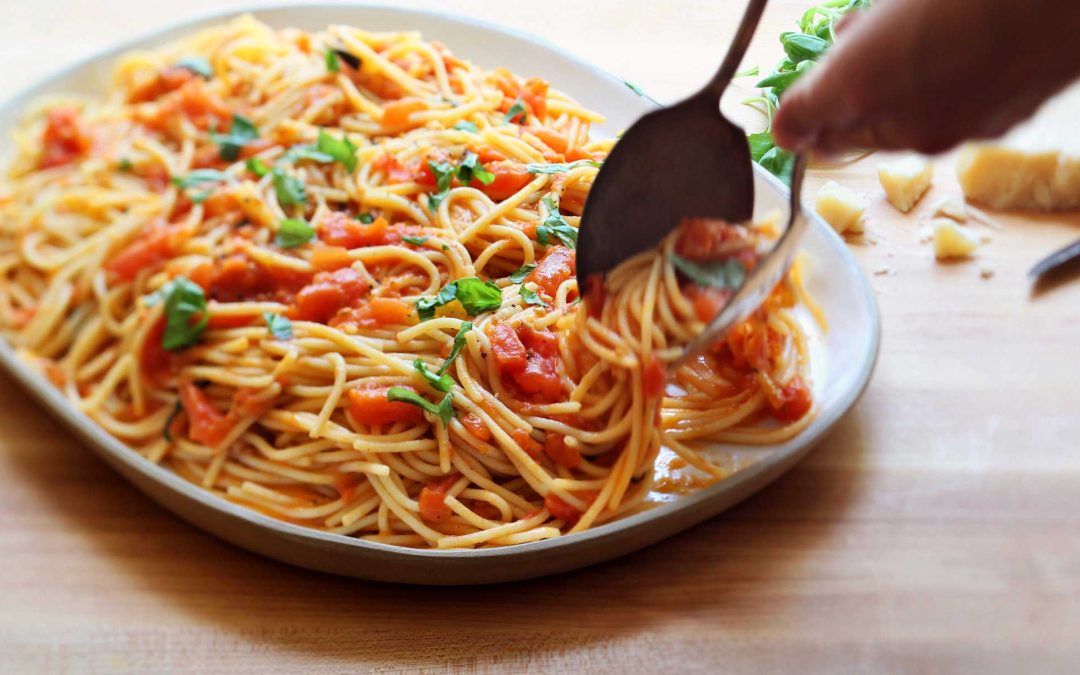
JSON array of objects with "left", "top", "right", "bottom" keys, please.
[
  {"left": 933, "top": 197, "right": 968, "bottom": 222},
  {"left": 815, "top": 181, "right": 869, "bottom": 234},
  {"left": 878, "top": 156, "right": 933, "bottom": 213},
  {"left": 932, "top": 218, "right": 980, "bottom": 260}
]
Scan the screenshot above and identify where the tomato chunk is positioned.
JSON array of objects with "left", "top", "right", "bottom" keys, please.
[
  {"left": 290, "top": 267, "right": 370, "bottom": 323},
  {"left": 140, "top": 318, "right": 172, "bottom": 383},
  {"left": 39, "top": 107, "right": 92, "bottom": 169},
  {"left": 544, "top": 490, "right": 598, "bottom": 527},
  {"left": 511, "top": 428, "right": 543, "bottom": 460},
  {"left": 520, "top": 77, "right": 549, "bottom": 120},
  {"left": 311, "top": 245, "right": 353, "bottom": 272},
  {"left": 684, "top": 284, "right": 733, "bottom": 324},
  {"left": 529, "top": 127, "right": 568, "bottom": 154},
  {"left": 129, "top": 65, "right": 195, "bottom": 103},
  {"left": 319, "top": 213, "right": 407, "bottom": 249},
  {"left": 179, "top": 379, "right": 233, "bottom": 446},
  {"left": 460, "top": 412, "right": 492, "bottom": 442},
  {"left": 773, "top": 376, "right": 813, "bottom": 422},
  {"left": 643, "top": 356, "right": 666, "bottom": 398},
  {"left": 527, "top": 245, "right": 575, "bottom": 298},
  {"left": 489, "top": 325, "right": 562, "bottom": 402},
  {"left": 381, "top": 99, "right": 426, "bottom": 132},
  {"left": 107, "top": 221, "right": 186, "bottom": 282},
  {"left": 347, "top": 385, "right": 424, "bottom": 426},
  {"left": 329, "top": 297, "right": 415, "bottom": 330},
  {"left": 544, "top": 432, "right": 581, "bottom": 469},
  {"left": 488, "top": 324, "right": 527, "bottom": 372},
  {"left": 418, "top": 473, "right": 460, "bottom": 523},
  {"left": 477, "top": 161, "right": 533, "bottom": 200}
]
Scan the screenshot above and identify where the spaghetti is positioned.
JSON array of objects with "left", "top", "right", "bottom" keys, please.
[{"left": 0, "top": 17, "right": 817, "bottom": 549}]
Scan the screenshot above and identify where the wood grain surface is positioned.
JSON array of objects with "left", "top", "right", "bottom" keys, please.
[{"left": 2, "top": 1, "right": 1080, "bottom": 672}]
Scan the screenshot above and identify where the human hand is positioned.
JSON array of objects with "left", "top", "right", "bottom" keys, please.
[{"left": 772, "top": 0, "right": 1080, "bottom": 155}]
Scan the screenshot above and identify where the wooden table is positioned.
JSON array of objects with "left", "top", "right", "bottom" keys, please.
[{"left": 3, "top": 1, "right": 1080, "bottom": 671}]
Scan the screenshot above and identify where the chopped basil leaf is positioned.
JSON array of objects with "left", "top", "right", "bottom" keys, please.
[
  {"left": 279, "top": 144, "right": 334, "bottom": 165},
  {"left": 509, "top": 263, "right": 536, "bottom": 283},
  {"left": 623, "top": 80, "right": 645, "bottom": 96},
  {"left": 210, "top": 114, "right": 258, "bottom": 162},
  {"left": 733, "top": 65, "right": 760, "bottom": 79},
  {"left": 670, "top": 254, "right": 747, "bottom": 291},
  {"left": 245, "top": 157, "right": 270, "bottom": 177},
  {"left": 536, "top": 196, "right": 578, "bottom": 249},
  {"left": 416, "top": 283, "right": 460, "bottom": 321},
  {"left": 325, "top": 48, "right": 340, "bottom": 73},
  {"left": 386, "top": 386, "right": 454, "bottom": 426},
  {"left": 504, "top": 98, "right": 527, "bottom": 124},
  {"left": 272, "top": 166, "right": 307, "bottom": 206},
  {"left": 415, "top": 277, "right": 501, "bottom": 321},
  {"left": 176, "top": 56, "right": 213, "bottom": 79},
  {"left": 525, "top": 159, "right": 602, "bottom": 175},
  {"left": 332, "top": 49, "right": 361, "bottom": 70},
  {"left": 414, "top": 358, "right": 453, "bottom": 392},
  {"left": 358, "top": 212, "right": 374, "bottom": 224},
  {"left": 263, "top": 312, "right": 293, "bottom": 340},
  {"left": 160, "top": 276, "right": 209, "bottom": 351},
  {"left": 402, "top": 235, "right": 428, "bottom": 246},
  {"left": 317, "top": 129, "right": 358, "bottom": 173},
  {"left": 454, "top": 277, "right": 503, "bottom": 316},
  {"left": 426, "top": 160, "right": 455, "bottom": 210},
  {"left": 117, "top": 158, "right": 133, "bottom": 172},
  {"left": 457, "top": 151, "right": 495, "bottom": 186},
  {"left": 520, "top": 286, "right": 547, "bottom": 308},
  {"left": 438, "top": 322, "right": 472, "bottom": 375},
  {"left": 171, "top": 169, "right": 231, "bottom": 189},
  {"left": 453, "top": 120, "right": 478, "bottom": 133},
  {"left": 275, "top": 218, "right": 314, "bottom": 248}
]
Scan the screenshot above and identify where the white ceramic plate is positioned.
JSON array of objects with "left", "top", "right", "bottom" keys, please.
[{"left": 0, "top": 3, "right": 880, "bottom": 585}]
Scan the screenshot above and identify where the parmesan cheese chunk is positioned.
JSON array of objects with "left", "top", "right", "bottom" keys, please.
[
  {"left": 957, "top": 84, "right": 1080, "bottom": 212},
  {"left": 815, "top": 181, "right": 868, "bottom": 234},
  {"left": 878, "top": 156, "right": 933, "bottom": 213},
  {"left": 931, "top": 218, "right": 979, "bottom": 260}
]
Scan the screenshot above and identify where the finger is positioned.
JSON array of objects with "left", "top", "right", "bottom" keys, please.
[{"left": 771, "top": 65, "right": 858, "bottom": 152}]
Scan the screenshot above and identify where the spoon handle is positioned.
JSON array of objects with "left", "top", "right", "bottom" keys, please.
[{"left": 703, "top": 0, "right": 770, "bottom": 101}]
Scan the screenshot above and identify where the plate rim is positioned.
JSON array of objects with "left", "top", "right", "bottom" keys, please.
[{"left": 0, "top": 2, "right": 881, "bottom": 567}]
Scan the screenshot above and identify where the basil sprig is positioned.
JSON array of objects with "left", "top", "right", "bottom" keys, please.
[
  {"left": 387, "top": 386, "right": 455, "bottom": 426},
  {"left": 744, "top": 0, "right": 869, "bottom": 185}
]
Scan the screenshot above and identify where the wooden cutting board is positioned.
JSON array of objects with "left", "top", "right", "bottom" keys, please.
[{"left": 2, "top": 1, "right": 1079, "bottom": 671}]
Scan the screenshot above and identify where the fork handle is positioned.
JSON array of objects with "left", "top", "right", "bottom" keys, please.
[{"left": 703, "top": 0, "right": 770, "bottom": 101}]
